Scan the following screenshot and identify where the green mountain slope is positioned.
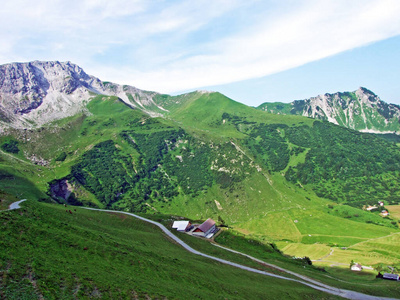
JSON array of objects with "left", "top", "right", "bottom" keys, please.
[
  {"left": 3, "top": 201, "right": 342, "bottom": 299},
  {"left": 1, "top": 87, "right": 400, "bottom": 277}
]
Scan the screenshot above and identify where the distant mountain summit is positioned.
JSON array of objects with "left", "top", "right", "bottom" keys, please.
[
  {"left": 257, "top": 87, "right": 400, "bottom": 134},
  {"left": 0, "top": 61, "right": 163, "bottom": 129},
  {"left": 2, "top": 61, "right": 399, "bottom": 135}
]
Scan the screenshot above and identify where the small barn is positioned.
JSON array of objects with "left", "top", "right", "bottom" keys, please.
[
  {"left": 172, "top": 220, "right": 192, "bottom": 232},
  {"left": 383, "top": 273, "right": 400, "bottom": 281},
  {"left": 351, "top": 263, "right": 362, "bottom": 271},
  {"left": 381, "top": 210, "right": 389, "bottom": 217},
  {"left": 193, "top": 218, "right": 217, "bottom": 238},
  {"left": 366, "top": 205, "right": 377, "bottom": 211}
]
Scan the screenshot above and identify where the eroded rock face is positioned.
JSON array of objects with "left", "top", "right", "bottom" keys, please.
[
  {"left": 0, "top": 60, "right": 165, "bottom": 129},
  {"left": 50, "top": 179, "right": 73, "bottom": 200},
  {"left": 49, "top": 178, "right": 85, "bottom": 206},
  {"left": 259, "top": 87, "right": 400, "bottom": 134},
  {"left": 0, "top": 61, "right": 102, "bottom": 128},
  {"left": 299, "top": 87, "right": 400, "bottom": 133},
  {"left": 0, "top": 62, "right": 47, "bottom": 115}
]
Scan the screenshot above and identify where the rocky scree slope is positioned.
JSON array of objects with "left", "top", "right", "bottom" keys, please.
[
  {"left": 0, "top": 61, "right": 164, "bottom": 129},
  {"left": 257, "top": 87, "right": 400, "bottom": 134}
]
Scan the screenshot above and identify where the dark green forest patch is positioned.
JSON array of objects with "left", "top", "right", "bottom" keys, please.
[{"left": 284, "top": 121, "right": 400, "bottom": 206}]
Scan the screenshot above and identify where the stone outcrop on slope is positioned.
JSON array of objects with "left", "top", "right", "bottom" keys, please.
[
  {"left": 258, "top": 87, "right": 400, "bottom": 134},
  {"left": 0, "top": 61, "right": 163, "bottom": 129}
]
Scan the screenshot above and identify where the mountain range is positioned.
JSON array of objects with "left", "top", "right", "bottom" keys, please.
[
  {"left": 257, "top": 87, "right": 400, "bottom": 134},
  {"left": 1, "top": 61, "right": 400, "bottom": 290},
  {"left": 2, "top": 61, "right": 400, "bottom": 135},
  {"left": 0, "top": 61, "right": 165, "bottom": 129}
]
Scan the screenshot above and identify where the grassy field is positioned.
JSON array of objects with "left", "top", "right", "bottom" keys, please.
[
  {"left": 289, "top": 209, "right": 396, "bottom": 241},
  {"left": 278, "top": 243, "right": 332, "bottom": 261},
  {"left": 387, "top": 205, "right": 400, "bottom": 220},
  {"left": 1, "top": 200, "right": 342, "bottom": 299},
  {"left": 231, "top": 204, "right": 400, "bottom": 273},
  {"left": 232, "top": 204, "right": 397, "bottom": 247},
  {"left": 1, "top": 92, "right": 400, "bottom": 294},
  {"left": 214, "top": 230, "right": 400, "bottom": 298},
  {"left": 234, "top": 211, "right": 303, "bottom": 242},
  {"left": 0, "top": 190, "right": 20, "bottom": 210}
]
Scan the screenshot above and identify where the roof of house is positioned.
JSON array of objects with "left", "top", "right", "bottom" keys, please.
[
  {"left": 383, "top": 273, "right": 400, "bottom": 280},
  {"left": 196, "top": 218, "right": 216, "bottom": 233},
  {"left": 351, "top": 263, "right": 362, "bottom": 269},
  {"left": 172, "top": 220, "right": 190, "bottom": 231}
]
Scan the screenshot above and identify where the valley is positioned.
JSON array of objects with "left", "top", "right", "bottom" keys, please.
[
  {"left": 1, "top": 61, "right": 400, "bottom": 298},
  {"left": 2, "top": 200, "right": 400, "bottom": 299}
]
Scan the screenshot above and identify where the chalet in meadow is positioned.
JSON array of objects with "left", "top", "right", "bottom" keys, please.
[
  {"left": 351, "top": 263, "right": 362, "bottom": 271},
  {"left": 192, "top": 218, "right": 217, "bottom": 238},
  {"left": 172, "top": 220, "right": 192, "bottom": 232},
  {"left": 383, "top": 273, "right": 400, "bottom": 281}
]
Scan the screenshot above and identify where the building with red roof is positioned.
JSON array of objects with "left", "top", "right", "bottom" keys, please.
[{"left": 193, "top": 218, "right": 217, "bottom": 238}]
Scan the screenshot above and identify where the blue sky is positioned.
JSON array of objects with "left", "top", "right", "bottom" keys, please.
[
  {"left": 1, "top": 0, "right": 400, "bottom": 106},
  {"left": 201, "top": 35, "right": 400, "bottom": 106}
]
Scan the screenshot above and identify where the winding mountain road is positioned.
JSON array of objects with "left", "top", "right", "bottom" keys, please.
[
  {"left": 81, "top": 207, "right": 398, "bottom": 300},
  {"left": 5, "top": 201, "right": 398, "bottom": 300},
  {"left": 4, "top": 199, "right": 26, "bottom": 210}
]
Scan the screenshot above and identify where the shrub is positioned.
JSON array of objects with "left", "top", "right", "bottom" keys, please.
[
  {"left": 55, "top": 152, "right": 67, "bottom": 162},
  {"left": 1, "top": 140, "right": 19, "bottom": 154}
]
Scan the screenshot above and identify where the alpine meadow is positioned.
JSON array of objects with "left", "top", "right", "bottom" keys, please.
[{"left": 1, "top": 61, "right": 400, "bottom": 299}]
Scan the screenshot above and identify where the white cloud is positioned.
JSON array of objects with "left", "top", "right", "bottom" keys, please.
[
  {"left": 120, "top": 0, "right": 400, "bottom": 93},
  {"left": 1, "top": 0, "right": 400, "bottom": 94}
]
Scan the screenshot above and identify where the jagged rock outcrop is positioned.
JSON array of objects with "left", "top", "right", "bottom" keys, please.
[
  {"left": 0, "top": 61, "right": 165, "bottom": 129},
  {"left": 2, "top": 61, "right": 398, "bottom": 135},
  {"left": 257, "top": 87, "right": 400, "bottom": 134}
]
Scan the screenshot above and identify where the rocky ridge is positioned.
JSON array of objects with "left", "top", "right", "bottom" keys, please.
[
  {"left": 1, "top": 61, "right": 399, "bottom": 135},
  {"left": 258, "top": 87, "right": 400, "bottom": 134},
  {"left": 0, "top": 61, "right": 164, "bottom": 129}
]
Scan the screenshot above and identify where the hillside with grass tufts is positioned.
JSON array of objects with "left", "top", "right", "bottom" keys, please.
[
  {"left": 3, "top": 201, "right": 343, "bottom": 299},
  {"left": 1, "top": 61, "right": 400, "bottom": 293}
]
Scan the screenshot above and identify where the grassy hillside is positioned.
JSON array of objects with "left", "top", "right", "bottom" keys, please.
[
  {"left": 0, "top": 201, "right": 340, "bottom": 299},
  {"left": 0, "top": 190, "right": 20, "bottom": 210},
  {"left": 214, "top": 230, "right": 400, "bottom": 298},
  {"left": 1, "top": 92, "right": 400, "bottom": 273}
]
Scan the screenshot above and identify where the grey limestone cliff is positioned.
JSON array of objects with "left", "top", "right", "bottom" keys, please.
[
  {"left": 0, "top": 61, "right": 164, "bottom": 129},
  {"left": 257, "top": 87, "right": 400, "bottom": 134}
]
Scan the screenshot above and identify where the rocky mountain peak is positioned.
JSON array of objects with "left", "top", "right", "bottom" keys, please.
[
  {"left": 258, "top": 87, "right": 400, "bottom": 134},
  {"left": 0, "top": 61, "right": 164, "bottom": 130}
]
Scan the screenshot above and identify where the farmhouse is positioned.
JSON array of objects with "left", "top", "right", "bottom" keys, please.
[
  {"left": 381, "top": 210, "right": 389, "bottom": 217},
  {"left": 351, "top": 263, "right": 362, "bottom": 271},
  {"left": 172, "top": 220, "right": 192, "bottom": 232},
  {"left": 192, "top": 218, "right": 217, "bottom": 238},
  {"left": 383, "top": 273, "right": 400, "bottom": 281}
]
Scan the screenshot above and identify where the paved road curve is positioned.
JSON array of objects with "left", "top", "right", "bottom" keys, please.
[
  {"left": 80, "top": 207, "right": 398, "bottom": 300},
  {"left": 7, "top": 199, "right": 26, "bottom": 210}
]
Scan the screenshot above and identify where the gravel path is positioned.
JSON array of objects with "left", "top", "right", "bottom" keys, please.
[{"left": 7, "top": 199, "right": 26, "bottom": 210}]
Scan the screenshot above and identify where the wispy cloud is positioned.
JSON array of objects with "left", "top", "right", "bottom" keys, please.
[{"left": 1, "top": 0, "right": 400, "bottom": 94}]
